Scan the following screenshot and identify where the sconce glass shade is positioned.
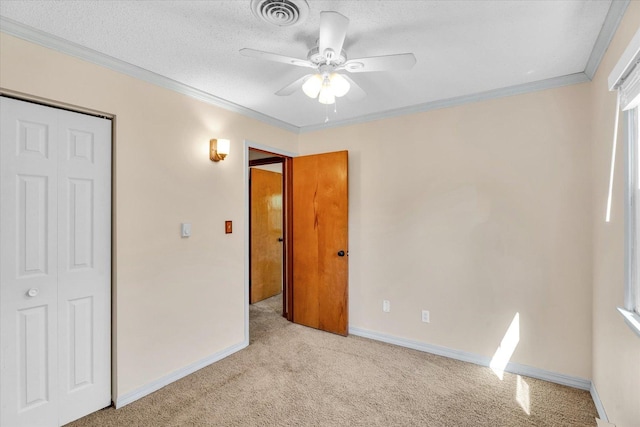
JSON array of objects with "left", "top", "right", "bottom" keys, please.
[
  {"left": 330, "top": 73, "right": 350, "bottom": 97},
  {"left": 217, "top": 139, "right": 230, "bottom": 156},
  {"left": 210, "top": 138, "right": 230, "bottom": 162},
  {"left": 302, "top": 74, "right": 323, "bottom": 98}
]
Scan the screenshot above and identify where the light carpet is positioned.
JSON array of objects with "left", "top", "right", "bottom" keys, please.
[{"left": 69, "top": 294, "right": 597, "bottom": 426}]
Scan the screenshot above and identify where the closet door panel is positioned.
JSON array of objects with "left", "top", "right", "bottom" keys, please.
[
  {"left": 57, "top": 107, "right": 111, "bottom": 426},
  {"left": 1, "top": 97, "right": 59, "bottom": 427}
]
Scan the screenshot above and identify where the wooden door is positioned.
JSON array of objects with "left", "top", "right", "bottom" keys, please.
[
  {"left": 250, "top": 168, "right": 283, "bottom": 303},
  {"left": 0, "top": 97, "right": 111, "bottom": 426},
  {"left": 292, "top": 151, "right": 348, "bottom": 336}
]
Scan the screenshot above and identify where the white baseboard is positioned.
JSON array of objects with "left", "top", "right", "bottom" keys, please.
[
  {"left": 590, "top": 382, "right": 609, "bottom": 422},
  {"left": 349, "top": 326, "right": 591, "bottom": 390},
  {"left": 112, "top": 329, "right": 598, "bottom": 411},
  {"left": 114, "top": 339, "right": 249, "bottom": 408}
]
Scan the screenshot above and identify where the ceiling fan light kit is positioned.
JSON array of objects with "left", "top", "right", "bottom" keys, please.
[
  {"left": 318, "top": 87, "right": 335, "bottom": 105},
  {"left": 328, "top": 73, "right": 350, "bottom": 97},
  {"left": 242, "top": 8, "right": 416, "bottom": 107},
  {"left": 302, "top": 74, "right": 323, "bottom": 98},
  {"left": 302, "top": 71, "right": 350, "bottom": 104}
]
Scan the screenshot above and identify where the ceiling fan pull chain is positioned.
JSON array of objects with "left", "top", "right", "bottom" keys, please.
[{"left": 325, "top": 104, "right": 329, "bottom": 123}]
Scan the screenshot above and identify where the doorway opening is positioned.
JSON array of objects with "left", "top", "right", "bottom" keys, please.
[
  {"left": 245, "top": 143, "right": 349, "bottom": 340},
  {"left": 248, "top": 147, "right": 293, "bottom": 321}
]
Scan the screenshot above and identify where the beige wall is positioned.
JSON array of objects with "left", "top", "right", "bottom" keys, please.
[
  {"left": 3, "top": 5, "right": 640, "bottom": 422},
  {"left": 299, "top": 84, "right": 594, "bottom": 378},
  {"left": 591, "top": 2, "right": 640, "bottom": 426},
  {"left": 0, "top": 33, "right": 298, "bottom": 400}
]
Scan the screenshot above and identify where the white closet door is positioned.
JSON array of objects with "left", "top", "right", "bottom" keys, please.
[
  {"left": 1, "top": 97, "right": 60, "bottom": 427},
  {"left": 0, "top": 97, "right": 111, "bottom": 427},
  {"left": 56, "top": 107, "right": 111, "bottom": 425}
]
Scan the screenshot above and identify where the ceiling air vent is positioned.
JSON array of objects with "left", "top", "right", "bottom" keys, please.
[{"left": 250, "top": 0, "right": 309, "bottom": 27}]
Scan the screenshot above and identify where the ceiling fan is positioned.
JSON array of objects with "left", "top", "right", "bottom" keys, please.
[{"left": 240, "top": 11, "right": 417, "bottom": 105}]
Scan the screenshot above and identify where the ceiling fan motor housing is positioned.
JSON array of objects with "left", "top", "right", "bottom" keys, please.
[{"left": 307, "top": 46, "right": 347, "bottom": 66}]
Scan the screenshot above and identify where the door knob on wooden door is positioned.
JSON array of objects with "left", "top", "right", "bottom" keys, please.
[{"left": 337, "top": 250, "right": 345, "bottom": 257}]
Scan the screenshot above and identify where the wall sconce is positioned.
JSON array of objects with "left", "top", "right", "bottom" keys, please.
[{"left": 210, "top": 138, "right": 230, "bottom": 162}]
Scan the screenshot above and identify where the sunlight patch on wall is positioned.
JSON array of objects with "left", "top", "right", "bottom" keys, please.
[
  {"left": 489, "top": 312, "right": 520, "bottom": 380},
  {"left": 606, "top": 92, "right": 620, "bottom": 222}
]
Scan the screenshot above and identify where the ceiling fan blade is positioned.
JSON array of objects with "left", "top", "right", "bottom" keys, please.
[
  {"left": 318, "top": 11, "right": 349, "bottom": 60},
  {"left": 341, "top": 75, "right": 366, "bottom": 101},
  {"left": 342, "top": 53, "right": 417, "bottom": 73},
  {"left": 239, "top": 48, "right": 315, "bottom": 68},
  {"left": 275, "top": 74, "right": 313, "bottom": 96}
]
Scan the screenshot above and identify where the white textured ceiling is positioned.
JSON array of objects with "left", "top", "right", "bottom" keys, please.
[{"left": 0, "top": 1, "right": 618, "bottom": 130}]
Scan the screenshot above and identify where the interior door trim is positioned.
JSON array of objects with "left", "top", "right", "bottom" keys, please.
[
  {"left": 0, "top": 88, "right": 114, "bottom": 119},
  {"left": 249, "top": 157, "right": 284, "bottom": 167}
]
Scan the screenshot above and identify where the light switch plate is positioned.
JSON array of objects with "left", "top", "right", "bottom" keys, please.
[{"left": 181, "top": 223, "right": 192, "bottom": 238}]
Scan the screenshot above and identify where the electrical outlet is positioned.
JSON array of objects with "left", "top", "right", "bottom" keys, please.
[
  {"left": 383, "top": 300, "right": 391, "bottom": 313},
  {"left": 421, "top": 310, "right": 430, "bottom": 323}
]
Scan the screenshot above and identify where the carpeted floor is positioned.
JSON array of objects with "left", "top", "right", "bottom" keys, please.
[{"left": 69, "top": 294, "right": 597, "bottom": 426}]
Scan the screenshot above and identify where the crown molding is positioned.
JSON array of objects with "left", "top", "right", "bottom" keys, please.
[
  {"left": 1, "top": 0, "right": 630, "bottom": 135},
  {"left": 299, "top": 72, "right": 590, "bottom": 133},
  {"left": 585, "top": 0, "right": 630, "bottom": 80},
  {"left": 296, "top": 0, "right": 629, "bottom": 133},
  {"left": 0, "top": 17, "right": 300, "bottom": 134}
]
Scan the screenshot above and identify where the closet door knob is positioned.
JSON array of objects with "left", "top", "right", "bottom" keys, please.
[{"left": 27, "top": 288, "right": 39, "bottom": 297}]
